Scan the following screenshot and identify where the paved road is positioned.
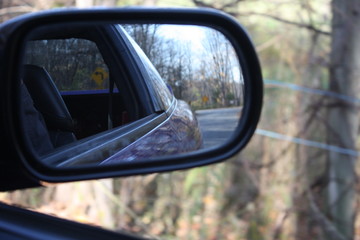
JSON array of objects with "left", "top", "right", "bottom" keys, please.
[{"left": 195, "top": 107, "right": 242, "bottom": 148}]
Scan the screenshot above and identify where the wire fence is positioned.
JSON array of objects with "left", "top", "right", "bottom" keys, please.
[{"left": 257, "top": 79, "right": 360, "bottom": 157}]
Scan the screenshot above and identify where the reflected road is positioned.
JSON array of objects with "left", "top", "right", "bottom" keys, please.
[{"left": 195, "top": 107, "right": 242, "bottom": 148}]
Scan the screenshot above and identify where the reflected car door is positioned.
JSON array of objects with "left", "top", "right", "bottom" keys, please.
[{"left": 100, "top": 25, "right": 203, "bottom": 164}]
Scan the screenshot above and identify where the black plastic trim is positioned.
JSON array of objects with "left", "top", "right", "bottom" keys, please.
[{"left": 0, "top": 202, "right": 147, "bottom": 240}]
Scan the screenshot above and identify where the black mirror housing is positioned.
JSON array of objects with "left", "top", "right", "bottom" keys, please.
[{"left": 0, "top": 8, "right": 263, "bottom": 191}]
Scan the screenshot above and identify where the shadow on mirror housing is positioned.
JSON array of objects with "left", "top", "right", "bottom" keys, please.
[{"left": 0, "top": 8, "right": 263, "bottom": 191}]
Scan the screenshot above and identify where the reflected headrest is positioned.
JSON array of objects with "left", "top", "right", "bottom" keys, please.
[{"left": 22, "top": 64, "right": 74, "bottom": 132}]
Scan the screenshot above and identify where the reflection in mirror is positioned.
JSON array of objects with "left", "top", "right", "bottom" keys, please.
[
  {"left": 125, "top": 25, "right": 244, "bottom": 148},
  {"left": 20, "top": 23, "right": 244, "bottom": 168}
]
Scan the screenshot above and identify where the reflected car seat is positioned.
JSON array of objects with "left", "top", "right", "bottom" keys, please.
[{"left": 22, "top": 64, "right": 76, "bottom": 147}]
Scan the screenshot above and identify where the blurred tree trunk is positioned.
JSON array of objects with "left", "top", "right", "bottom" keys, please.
[
  {"left": 325, "top": 0, "right": 360, "bottom": 239},
  {"left": 143, "top": 0, "right": 157, "bottom": 6},
  {"left": 76, "top": 0, "right": 94, "bottom": 7},
  {"left": 53, "top": 180, "right": 116, "bottom": 227},
  {"left": 294, "top": 30, "right": 328, "bottom": 240},
  {"left": 0, "top": 1, "right": 34, "bottom": 22}
]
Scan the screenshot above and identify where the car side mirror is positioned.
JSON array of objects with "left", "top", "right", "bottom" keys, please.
[{"left": 0, "top": 8, "right": 263, "bottom": 190}]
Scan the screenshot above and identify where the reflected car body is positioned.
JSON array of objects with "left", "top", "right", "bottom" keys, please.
[
  {"left": 102, "top": 100, "right": 202, "bottom": 164},
  {"left": 22, "top": 23, "right": 203, "bottom": 166}
]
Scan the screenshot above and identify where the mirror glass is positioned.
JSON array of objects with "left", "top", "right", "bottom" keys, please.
[{"left": 19, "top": 22, "right": 244, "bottom": 168}]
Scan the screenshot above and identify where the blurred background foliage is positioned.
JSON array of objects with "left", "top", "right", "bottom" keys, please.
[{"left": 1, "top": 0, "right": 360, "bottom": 240}]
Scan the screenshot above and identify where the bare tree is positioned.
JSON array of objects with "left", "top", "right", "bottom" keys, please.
[{"left": 202, "top": 29, "right": 240, "bottom": 107}]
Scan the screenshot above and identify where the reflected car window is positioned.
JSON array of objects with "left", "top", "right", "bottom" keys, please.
[
  {"left": 118, "top": 25, "right": 174, "bottom": 110},
  {"left": 24, "top": 38, "right": 133, "bottom": 141}
]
